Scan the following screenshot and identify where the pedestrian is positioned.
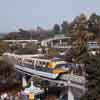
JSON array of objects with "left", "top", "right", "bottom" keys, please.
[{"left": 29, "top": 93, "right": 34, "bottom": 100}]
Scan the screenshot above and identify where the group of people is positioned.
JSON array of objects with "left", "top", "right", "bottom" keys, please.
[
  {"left": 0, "top": 92, "right": 17, "bottom": 100},
  {"left": 0, "top": 91, "right": 35, "bottom": 100}
]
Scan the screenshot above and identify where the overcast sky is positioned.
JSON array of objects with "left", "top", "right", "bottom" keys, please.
[{"left": 0, "top": 0, "right": 100, "bottom": 32}]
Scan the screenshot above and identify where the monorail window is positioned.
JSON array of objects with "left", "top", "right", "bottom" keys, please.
[
  {"left": 40, "top": 61, "right": 43, "bottom": 66},
  {"left": 46, "top": 62, "right": 49, "bottom": 67},
  {"left": 17, "top": 58, "right": 22, "bottom": 64},
  {"left": 55, "top": 63, "right": 72, "bottom": 70},
  {"left": 32, "top": 60, "right": 34, "bottom": 65},
  {"left": 27, "top": 59, "right": 32, "bottom": 63},
  {"left": 24, "top": 59, "right": 32, "bottom": 65},
  {"left": 56, "top": 64, "right": 66, "bottom": 69},
  {"left": 36, "top": 61, "right": 39, "bottom": 66},
  {"left": 36, "top": 61, "right": 40, "bottom": 66},
  {"left": 42, "top": 62, "right": 46, "bottom": 67}
]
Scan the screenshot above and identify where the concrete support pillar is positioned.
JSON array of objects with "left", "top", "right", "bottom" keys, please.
[
  {"left": 22, "top": 58, "right": 24, "bottom": 66},
  {"left": 46, "top": 42, "right": 48, "bottom": 47},
  {"left": 60, "top": 40, "right": 62, "bottom": 44},
  {"left": 68, "top": 87, "right": 74, "bottom": 100},
  {"left": 34, "top": 60, "right": 36, "bottom": 69},
  {"left": 68, "top": 81, "right": 74, "bottom": 100},
  {"left": 51, "top": 41, "right": 53, "bottom": 47},
  {"left": 38, "top": 48, "right": 42, "bottom": 54},
  {"left": 22, "top": 75, "right": 27, "bottom": 87},
  {"left": 30, "top": 80, "right": 34, "bottom": 87}
]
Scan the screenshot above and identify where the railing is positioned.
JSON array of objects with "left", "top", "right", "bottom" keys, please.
[
  {"left": 60, "top": 74, "right": 85, "bottom": 84},
  {"left": 52, "top": 45, "right": 72, "bottom": 49}
]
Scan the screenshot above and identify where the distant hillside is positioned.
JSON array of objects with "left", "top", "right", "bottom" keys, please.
[
  {"left": 0, "top": 33, "right": 6, "bottom": 39},
  {"left": 3, "top": 29, "right": 53, "bottom": 40}
]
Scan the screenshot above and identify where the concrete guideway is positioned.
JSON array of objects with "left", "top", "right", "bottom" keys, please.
[
  {"left": 15, "top": 65, "right": 85, "bottom": 91},
  {"left": 60, "top": 74, "right": 85, "bottom": 84}
]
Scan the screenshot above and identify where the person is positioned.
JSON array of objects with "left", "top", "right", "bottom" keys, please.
[
  {"left": 1, "top": 93, "right": 7, "bottom": 100},
  {"left": 6, "top": 94, "right": 10, "bottom": 100},
  {"left": 20, "top": 89, "right": 29, "bottom": 100},
  {"left": 29, "top": 93, "right": 34, "bottom": 100}
]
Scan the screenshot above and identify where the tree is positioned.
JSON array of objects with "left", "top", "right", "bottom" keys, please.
[
  {"left": 88, "top": 13, "right": 100, "bottom": 35},
  {"left": 0, "top": 58, "right": 20, "bottom": 92},
  {"left": 69, "top": 14, "right": 88, "bottom": 35},
  {"left": 0, "top": 41, "right": 9, "bottom": 55},
  {"left": 0, "top": 59, "right": 15, "bottom": 80},
  {"left": 48, "top": 48, "right": 59, "bottom": 57},
  {"left": 68, "top": 14, "right": 96, "bottom": 63},
  {"left": 61, "top": 21, "right": 69, "bottom": 35},
  {"left": 81, "top": 55, "right": 100, "bottom": 100},
  {"left": 68, "top": 14, "right": 100, "bottom": 100},
  {"left": 53, "top": 24, "right": 60, "bottom": 34},
  {"left": 14, "top": 45, "right": 38, "bottom": 54}
]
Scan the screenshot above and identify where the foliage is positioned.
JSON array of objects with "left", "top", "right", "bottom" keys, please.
[
  {"left": 0, "top": 58, "right": 19, "bottom": 88},
  {"left": 13, "top": 42, "right": 38, "bottom": 54},
  {"left": 68, "top": 14, "right": 96, "bottom": 63},
  {"left": 4, "top": 28, "right": 51, "bottom": 40},
  {"left": 48, "top": 48, "right": 59, "bottom": 57},
  {"left": 0, "top": 41, "right": 9, "bottom": 55},
  {"left": 88, "top": 13, "right": 100, "bottom": 35},
  {"left": 53, "top": 24, "right": 61, "bottom": 34},
  {"left": 61, "top": 21, "right": 69, "bottom": 35},
  {"left": 81, "top": 55, "right": 100, "bottom": 100},
  {"left": 15, "top": 47, "right": 38, "bottom": 54},
  {"left": 68, "top": 13, "right": 100, "bottom": 100},
  {"left": 2, "top": 13, "right": 100, "bottom": 40}
]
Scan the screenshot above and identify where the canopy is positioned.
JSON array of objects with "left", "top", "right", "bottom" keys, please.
[{"left": 24, "top": 81, "right": 44, "bottom": 95}]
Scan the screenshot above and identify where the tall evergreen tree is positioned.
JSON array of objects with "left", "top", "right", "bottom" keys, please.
[
  {"left": 88, "top": 13, "right": 100, "bottom": 35},
  {"left": 81, "top": 55, "right": 100, "bottom": 100},
  {"left": 61, "top": 21, "right": 69, "bottom": 35},
  {"left": 53, "top": 24, "right": 60, "bottom": 34},
  {"left": 68, "top": 13, "right": 100, "bottom": 100}
]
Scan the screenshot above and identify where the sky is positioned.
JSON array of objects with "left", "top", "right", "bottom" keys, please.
[{"left": 0, "top": 0, "right": 100, "bottom": 32}]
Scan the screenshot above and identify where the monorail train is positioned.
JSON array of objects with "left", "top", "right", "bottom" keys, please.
[{"left": 3, "top": 53, "right": 72, "bottom": 79}]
